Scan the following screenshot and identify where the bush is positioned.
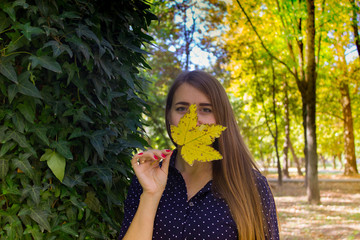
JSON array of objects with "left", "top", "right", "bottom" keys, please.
[{"left": 0, "top": 0, "right": 156, "bottom": 238}]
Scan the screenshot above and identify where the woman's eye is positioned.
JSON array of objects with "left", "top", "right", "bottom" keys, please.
[
  {"left": 176, "top": 107, "right": 187, "bottom": 112},
  {"left": 202, "top": 108, "right": 212, "bottom": 113}
]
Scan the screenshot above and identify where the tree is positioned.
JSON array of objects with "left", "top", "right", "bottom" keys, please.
[
  {"left": 141, "top": 0, "right": 182, "bottom": 149},
  {"left": 283, "top": 79, "right": 291, "bottom": 178},
  {"left": 319, "top": 0, "right": 359, "bottom": 175},
  {"left": 303, "top": 0, "right": 320, "bottom": 204},
  {"left": 0, "top": 0, "right": 155, "bottom": 238},
  {"left": 229, "top": 0, "right": 321, "bottom": 203},
  {"left": 142, "top": 0, "right": 221, "bottom": 149},
  {"left": 175, "top": 0, "right": 197, "bottom": 70}
]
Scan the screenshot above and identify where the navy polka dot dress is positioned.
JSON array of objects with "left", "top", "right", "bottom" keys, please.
[{"left": 118, "top": 151, "right": 279, "bottom": 240}]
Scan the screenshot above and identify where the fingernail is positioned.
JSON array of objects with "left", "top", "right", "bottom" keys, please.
[
  {"left": 154, "top": 155, "right": 159, "bottom": 160},
  {"left": 161, "top": 153, "right": 166, "bottom": 158},
  {"left": 165, "top": 149, "right": 171, "bottom": 152},
  {"left": 138, "top": 152, "right": 143, "bottom": 155}
]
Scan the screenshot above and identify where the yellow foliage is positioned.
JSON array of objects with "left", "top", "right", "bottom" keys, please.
[{"left": 170, "top": 104, "right": 227, "bottom": 166}]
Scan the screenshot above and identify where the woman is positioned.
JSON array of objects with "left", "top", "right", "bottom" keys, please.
[{"left": 119, "top": 70, "right": 279, "bottom": 240}]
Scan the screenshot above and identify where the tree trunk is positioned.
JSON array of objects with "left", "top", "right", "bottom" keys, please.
[
  {"left": 305, "top": 0, "right": 320, "bottom": 204},
  {"left": 338, "top": 153, "right": 343, "bottom": 169},
  {"left": 339, "top": 81, "right": 358, "bottom": 175},
  {"left": 282, "top": 80, "right": 290, "bottom": 178},
  {"left": 320, "top": 154, "right": 326, "bottom": 169},
  {"left": 271, "top": 62, "right": 282, "bottom": 186},
  {"left": 289, "top": 139, "right": 303, "bottom": 176},
  {"left": 332, "top": 155, "right": 336, "bottom": 169},
  {"left": 345, "top": 0, "right": 360, "bottom": 175},
  {"left": 302, "top": 96, "right": 308, "bottom": 186},
  {"left": 176, "top": 1, "right": 196, "bottom": 71},
  {"left": 349, "top": 0, "right": 360, "bottom": 56}
]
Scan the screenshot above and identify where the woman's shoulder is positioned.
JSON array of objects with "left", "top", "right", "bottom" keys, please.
[
  {"left": 252, "top": 169, "right": 273, "bottom": 197},
  {"left": 252, "top": 169, "right": 268, "bottom": 183}
]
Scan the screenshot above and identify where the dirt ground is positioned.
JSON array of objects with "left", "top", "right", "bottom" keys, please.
[{"left": 269, "top": 180, "right": 360, "bottom": 240}]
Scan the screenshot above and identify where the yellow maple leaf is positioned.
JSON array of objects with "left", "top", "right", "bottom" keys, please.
[{"left": 170, "top": 104, "right": 227, "bottom": 166}]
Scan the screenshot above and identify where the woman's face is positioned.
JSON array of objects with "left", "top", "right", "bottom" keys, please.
[{"left": 169, "top": 83, "right": 216, "bottom": 126}]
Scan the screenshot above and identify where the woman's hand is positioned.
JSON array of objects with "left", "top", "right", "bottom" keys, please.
[{"left": 131, "top": 149, "right": 172, "bottom": 197}]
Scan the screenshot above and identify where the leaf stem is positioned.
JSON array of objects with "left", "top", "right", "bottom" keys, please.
[{"left": 2, "top": 51, "right": 32, "bottom": 57}]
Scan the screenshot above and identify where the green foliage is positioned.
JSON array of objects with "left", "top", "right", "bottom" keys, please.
[
  {"left": 0, "top": 0, "right": 156, "bottom": 238},
  {"left": 141, "top": 0, "right": 182, "bottom": 149}
]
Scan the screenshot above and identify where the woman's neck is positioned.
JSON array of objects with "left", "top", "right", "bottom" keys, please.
[
  {"left": 175, "top": 153, "right": 213, "bottom": 201},
  {"left": 175, "top": 154, "right": 213, "bottom": 177}
]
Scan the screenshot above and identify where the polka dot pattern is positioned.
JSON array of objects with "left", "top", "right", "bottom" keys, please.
[{"left": 119, "top": 152, "right": 279, "bottom": 240}]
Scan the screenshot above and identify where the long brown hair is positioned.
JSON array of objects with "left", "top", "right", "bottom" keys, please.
[{"left": 165, "top": 70, "right": 266, "bottom": 240}]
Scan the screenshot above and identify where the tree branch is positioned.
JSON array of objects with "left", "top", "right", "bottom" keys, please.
[
  {"left": 349, "top": 0, "right": 360, "bottom": 57},
  {"left": 235, "top": 0, "right": 298, "bottom": 81}
]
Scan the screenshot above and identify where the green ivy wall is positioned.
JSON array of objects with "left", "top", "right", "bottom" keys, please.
[{"left": 0, "top": 0, "right": 156, "bottom": 239}]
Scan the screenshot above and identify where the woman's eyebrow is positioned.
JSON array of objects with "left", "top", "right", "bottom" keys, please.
[
  {"left": 175, "top": 101, "right": 190, "bottom": 106},
  {"left": 174, "top": 102, "right": 212, "bottom": 106},
  {"left": 199, "top": 103, "right": 212, "bottom": 107}
]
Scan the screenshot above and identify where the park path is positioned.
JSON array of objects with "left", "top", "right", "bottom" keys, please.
[{"left": 267, "top": 178, "right": 360, "bottom": 183}]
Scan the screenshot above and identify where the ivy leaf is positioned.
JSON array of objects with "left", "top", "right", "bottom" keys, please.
[
  {"left": 81, "top": 165, "right": 112, "bottom": 190},
  {"left": 8, "top": 84, "right": 18, "bottom": 103},
  {"left": 73, "top": 108, "right": 94, "bottom": 124},
  {"left": 2, "top": 3, "right": 16, "bottom": 21},
  {"left": 43, "top": 40, "right": 73, "bottom": 58},
  {"left": 8, "top": 130, "right": 31, "bottom": 149},
  {"left": 23, "top": 225, "right": 43, "bottom": 240},
  {"left": 10, "top": 131, "right": 37, "bottom": 157},
  {"left": 29, "top": 125, "right": 49, "bottom": 146},
  {"left": 76, "top": 24, "right": 100, "bottom": 45},
  {"left": 59, "top": 11, "right": 81, "bottom": 19},
  {"left": 89, "top": 131, "right": 105, "bottom": 160},
  {"left": 13, "top": 156, "right": 35, "bottom": 179},
  {"left": 47, "top": 153, "right": 66, "bottom": 182},
  {"left": 17, "top": 102, "right": 35, "bottom": 123},
  {"left": 0, "top": 12, "right": 11, "bottom": 33},
  {"left": 0, "top": 158, "right": 9, "bottom": 180},
  {"left": 29, "top": 208, "right": 51, "bottom": 232},
  {"left": 170, "top": 104, "right": 227, "bottom": 166},
  {"left": 53, "top": 222, "right": 78, "bottom": 237},
  {"left": 12, "top": 113, "right": 25, "bottom": 133},
  {"left": 19, "top": 22, "right": 44, "bottom": 41},
  {"left": 66, "top": 35, "right": 91, "bottom": 61},
  {"left": 62, "top": 174, "right": 87, "bottom": 188},
  {"left": 29, "top": 55, "right": 62, "bottom": 73},
  {"left": 0, "top": 141, "right": 16, "bottom": 157},
  {"left": 40, "top": 149, "right": 66, "bottom": 182},
  {"left": 50, "top": 140, "right": 73, "bottom": 160},
  {"left": 62, "top": 62, "right": 79, "bottom": 86},
  {"left": 19, "top": 208, "right": 51, "bottom": 232},
  {"left": 17, "top": 71, "right": 42, "bottom": 99},
  {"left": 68, "top": 128, "right": 84, "bottom": 140},
  {"left": 39, "top": 149, "right": 53, "bottom": 162},
  {"left": 12, "top": 0, "right": 29, "bottom": 9},
  {"left": 119, "top": 65, "right": 135, "bottom": 89},
  {"left": 0, "top": 62, "right": 18, "bottom": 84},
  {"left": 84, "top": 191, "right": 101, "bottom": 213},
  {"left": 22, "top": 185, "right": 41, "bottom": 205}
]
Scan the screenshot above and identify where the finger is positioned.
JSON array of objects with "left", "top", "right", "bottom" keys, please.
[
  {"left": 152, "top": 149, "right": 166, "bottom": 162},
  {"left": 131, "top": 152, "right": 143, "bottom": 166},
  {"left": 155, "top": 149, "right": 173, "bottom": 161},
  {"left": 161, "top": 149, "right": 173, "bottom": 157},
  {"left": 148, "top": 149, "right": 170, "bottom": 166},
  {"left": 160, "top": 150, "right": 172, "bottom": 174},
  {"left": 131, "top": 150, "right": 164, "bottom": 166},
  {"left": 131, "top": 151, "right": 153, "bottom": 166}
]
